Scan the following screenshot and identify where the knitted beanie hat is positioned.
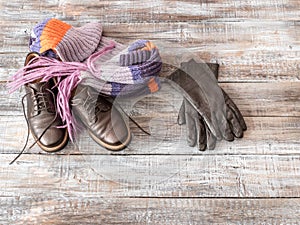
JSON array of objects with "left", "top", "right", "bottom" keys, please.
[{"left": 29, "top": 18, "right": 102, "bottom": 62}]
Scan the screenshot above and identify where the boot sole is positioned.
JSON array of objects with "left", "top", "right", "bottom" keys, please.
[
  {"left": 88, "top": 126, "right": 131, "bottom": 151},
  {"left": 32, "top": 129, "right": 69, "bottom": 153}
]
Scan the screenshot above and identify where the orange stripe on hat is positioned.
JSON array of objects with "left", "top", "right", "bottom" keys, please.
[
  {"left": 39, "top": 18, "right": 72, "bottom": 53},
  {"left": 147, "top": 77, "right": 159, "bottom": 93},
  {"left": 142, "top": 41, "right": 157, "bottom": 51}
]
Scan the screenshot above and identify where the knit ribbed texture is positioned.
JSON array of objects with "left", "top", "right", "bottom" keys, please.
[
  {"left": 39, "top": 18, "right": 72, "bottom": 53},
  {"left": 119, "top": 50, "right": 151, "bottom": 66},
  {"left": 88, "top": 38, "right": 161, "bottom": 85},
  {"left": 29, "top": 18, "right": 102, "bottom": 62},
  {"left": 29, "top": 18, "right": 51, "bottom": 53},
  {"left": 56, "top": 22, "right": 103, "bottom": 62}
]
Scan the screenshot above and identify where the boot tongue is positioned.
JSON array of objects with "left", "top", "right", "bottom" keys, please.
[
  {"left": 72, "top": 85, "right": 89, "bottom": 104},
  {"left": 28, "top": 81, "right": 45, "bottom": 92},
  {"left": 72, "top": 85, "right": 110, "bottom": 112},
  {"left": 27, "top": 76, "right": 51, "bottom": 91}
]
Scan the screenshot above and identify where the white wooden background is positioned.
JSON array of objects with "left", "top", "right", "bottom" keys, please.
[{"left": 1, "top": 0, "right": 300, "bottom": 224}]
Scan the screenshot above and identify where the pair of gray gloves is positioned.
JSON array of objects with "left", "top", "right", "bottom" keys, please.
[{"left": 165, "top": 59, "right": 247, "bottom": 150}]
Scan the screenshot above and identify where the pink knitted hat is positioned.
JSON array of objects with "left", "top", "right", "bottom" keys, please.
[{"left": 29, "top": 18, "right": 103, "bottom": 62}]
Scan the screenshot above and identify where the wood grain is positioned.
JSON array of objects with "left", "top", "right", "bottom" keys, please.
[
  {"left": 2, "top": 154, "right": 300, "bottom": 198},
  {"left": 1, "top": 0, "right": 300, "bottom": 223},
  {"left": 2, "top": 0, "right": 300, "bottom": 23},
  {"left": 1, "top": 197, "right": 300, "bottom": 225},
  {"left": 1, "top": 115, "right": 300, "bottom": 155},
  {"left": 2, "top": 81, "right": 300, "bottom": 117}
]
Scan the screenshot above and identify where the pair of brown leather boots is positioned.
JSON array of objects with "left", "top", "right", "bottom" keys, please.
[{"left": 24, "top": 52, "right": 131, "bottom": 152}]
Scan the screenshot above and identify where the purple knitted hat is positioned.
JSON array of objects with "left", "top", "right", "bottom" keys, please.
[{"left": 29, "top": 18, "right": 102, "bottom": 62}]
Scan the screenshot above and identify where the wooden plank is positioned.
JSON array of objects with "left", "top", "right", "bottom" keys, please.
[
  {"left": 0, "top": 84, "right": 24, "bottom": 116},
  {"left": 1, "top": 115, "right": 300, "bottom": 155},
  {"left": 2, "top": 154, "right": 300, "bottom": 198},
  {"left": 1, "top": 21, "right": 299, "bottom": 81},
  {"left": 87, "top": 115, "right": 300, "bottom": 155},
  {"left": 1, "top": 197, "right": 300, "bottom": 224},
  {"left": 221, "top": 82, "right": 300, "bottom": 117},
  {"left": 2, "top": 0, "right": 299, "bottom": 23},
  {"left": 2, "top": 81, "right": 300, "bottom": 117}
]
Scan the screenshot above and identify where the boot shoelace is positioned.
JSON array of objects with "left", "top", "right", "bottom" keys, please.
[
  {"left": 9, "top": 87, "right": 58, "bottom": 165},
  {"left": 79, "top": 92, "right": 150, "bottom": 135},
  {"left": 113, "top": 101, "right": 151, "bottom": 136},
  {"left": 82, "top": 92, "right": 110, "bottom": 123},
  {"left": 32, "top": 90, "right": 55, "bottom": 114},
  {"left": 10, "top": 89, "right": 150, "bottom": 165}
]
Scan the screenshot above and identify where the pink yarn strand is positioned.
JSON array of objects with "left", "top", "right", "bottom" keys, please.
[
  {"left": 86, "top": 41, "right": 116, "bottom": 74},
  {"left": 56, "top": 72, "right": 82, "bottom": 141},
  {"left": 7, "top": 57, "right": 88, "bottom": 93}
]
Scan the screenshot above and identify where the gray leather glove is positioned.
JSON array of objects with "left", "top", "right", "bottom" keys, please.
[
  {"left": 165, "top": 59, "right": 247, "bottom": 150},
  {"left": 178, "top": 90, "right": 247, "bottom": 150},
  {"left": 177, "top": 98, "right": 217, "bottom": 150}
]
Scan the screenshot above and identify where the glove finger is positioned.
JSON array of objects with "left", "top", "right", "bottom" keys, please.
[
  {"left": 177, "top": 100, "right": 186, "bottom": 125},
  {"left": 205, "top": 124, "right": 217, "bottom": 150},
  {"left": 222, "top": 90, "right": 247, "bottom": 131},
  {"left": 185, "top": 113, "right": 197, "bottom": 147},
  {"left": 214, "top": 110, "right": 234, "bottom": 141},
  {"left": 227, "top": 99, "right": 247, "bottom": 131},
  {"left": 226, "top": 107, "right": 244, "bottom": 138},
  {"left": 195, "top": 118, "right": 207, "bottom": 151},
  {"left": 223, "top": 119, "right": 234, "bottom": 141},
  {"left": 209, "top": 112, "right": 223, "bottom": 141}
]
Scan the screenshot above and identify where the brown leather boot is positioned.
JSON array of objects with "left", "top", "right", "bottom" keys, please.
[
  {"left": 24, "top": 52, "right": 68, "bottom": 152},
  {"left": 71, "top": 85, "right": 131, "bottom": 150}
]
